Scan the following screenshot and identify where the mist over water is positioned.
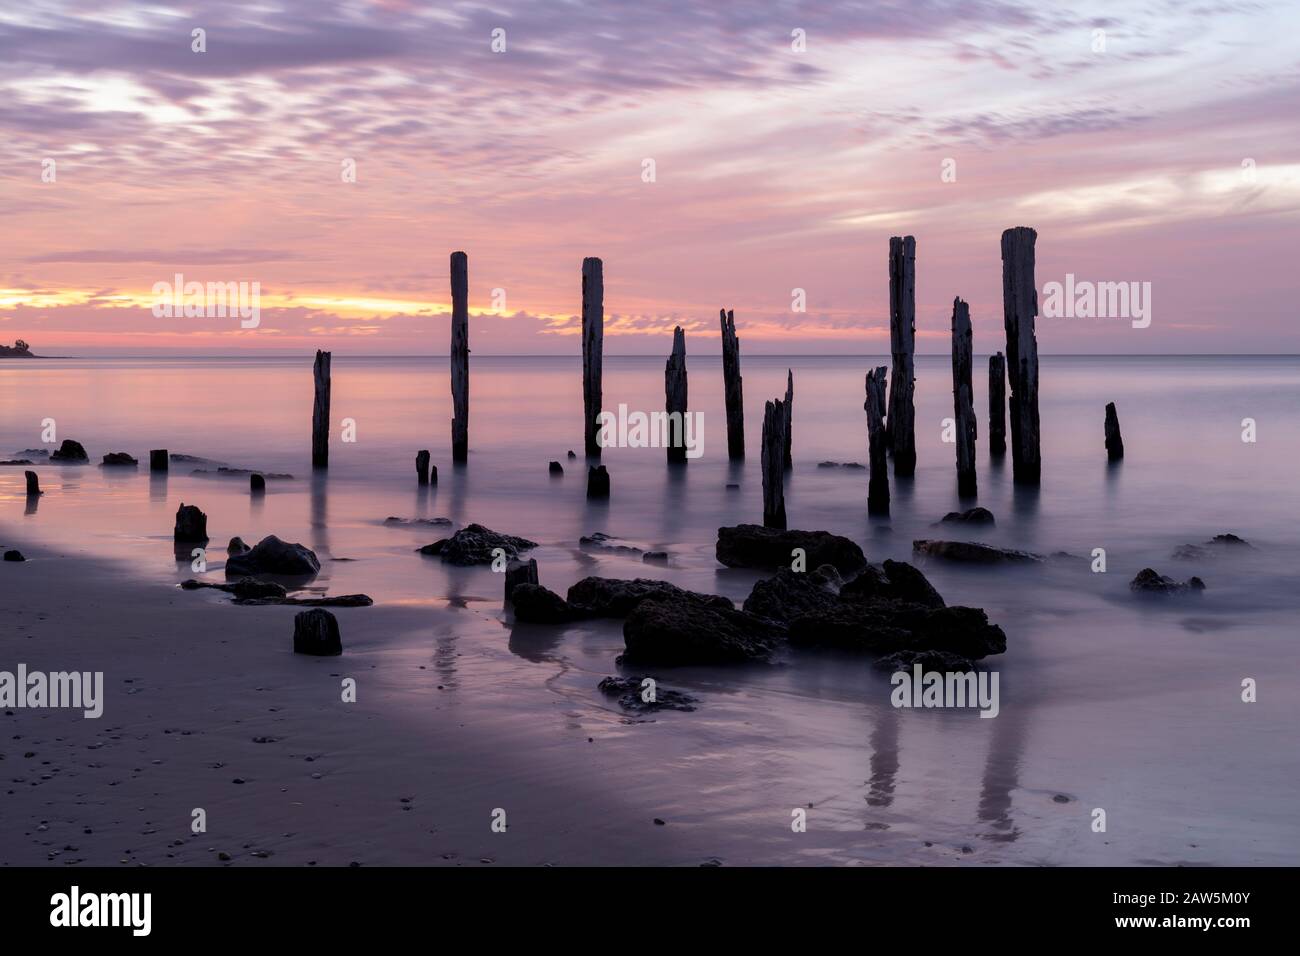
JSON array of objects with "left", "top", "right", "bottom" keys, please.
[{"left": 2, "top": 354, "right": 1298, "bottom": 864}]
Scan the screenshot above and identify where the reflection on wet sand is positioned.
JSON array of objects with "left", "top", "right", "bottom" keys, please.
[
  {"left": 866, "top": 706, "right": 900, "bottom": 808},
  {"left": 977, "top": 705, "right": 1028, "bottom": 842}
]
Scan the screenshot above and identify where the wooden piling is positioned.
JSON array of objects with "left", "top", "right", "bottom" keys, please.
[
  {"left": 1105, "top": 402, "right": 1125, "bottom": 461},
  {"left": 951, "top": 297, "right": 977, "bottom": 498},
  {"left": 150, "top": 449, "right": 168, "bottom": 472},
  {"left": 450, "top": 250, "right": 469, "bottom": 463},
  {"left": 664, "top": 326, "right": 688, "bottom": 464},
  {"left": 587, "top": 464, "right": 610, "bottom": 499},
  {"left": 312, "top": 349, "right": 331, "bottom": 469},
  {"left": 24, "top": 470, "right": 41, "bottom": 497},
  {"left": 886, "top": 236, "right": 917, "bottom": 476},
  {"left": 1000, "top": 227, "right": 1041, "bottom": 484},
  {"left": 416, "top": 450, "right": 431, "bottom": 485},
  {"left": 761, "top": 399, "right": 787, "bottom": 529},
  {"left": 865, "top": 367, "right": 889, "bottom": 516},
  {"left": 782, "top": 369, "right": 793, "bottom": 469},
  {"left": 720, "top": 309, "right": 745, "bottom": 460},
  {"left": 582, "top": 257, "right": 604, "bottom": 457},
  {"left": 250, "top": 473, "right": 266, "bottom": 494},
  {"left": 988, "top": 353, "right": 1007, "bottom": 457}
]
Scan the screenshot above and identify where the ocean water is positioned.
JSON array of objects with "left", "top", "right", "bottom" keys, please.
[{"left": 1, "top": 354, "right": 1298, "bottom": 864}]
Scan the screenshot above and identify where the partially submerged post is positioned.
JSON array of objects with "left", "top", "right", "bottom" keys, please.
[
  {"left": 416, "top": 450, "right": 431, "bottom": 485},
  {"left": 664, "top": 326, "right": 688, "bottom": 464},
  {"left": 720, "top": 309, "right": 745, "bottom": 459},
  {"left": 1105, "top": 402, "right": 1125, "bottom": 461},
  {"left": 988, "top": 353, "right": 1007, "bottom": 457},
  {"left": 886, "top": 236, "right": 917, "bottom": 476},
  {"left": 587, "top": 464, "right": 610, "bottom": 499},
  {"left": 250, "top": 473, "right": 266, "bottom": 494},
  {"left": 1001, "top": 227, "right": 1041, "bottom": 484},
  {"left": 312, "top": 350, "right": 331, "bottom": 469},
  {"left": 782, "top": 370, "right": 794, "bottom": 469},
  {"left": 865, "top": 367, "right": 889, "bottom": 516},
  {"left": 582, "top": 257, "right": 604, "bottom": 458},
  {"left": 24, "top": 470, "right": 41, "bottom": 497},
  {"left": 951, "top": 297, "right": 977, "bottom": 498},
  {"left": 150, "top": 449, "right": 168, "bottom": 473},
  {"left": 761, "top": 399, "right": 787, "bottom": 529},
  {"left": 450, "top": 250, "right": 469, "bottom": 463}
]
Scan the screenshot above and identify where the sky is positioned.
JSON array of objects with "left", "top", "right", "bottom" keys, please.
[{"left": 0, "top": 0, "right": 1297, "bottom": 355}]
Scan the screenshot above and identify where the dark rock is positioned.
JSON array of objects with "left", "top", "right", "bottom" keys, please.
[
  {"left": 1174, "top": 533, "right": 1252, "bottom": 559},
  {"left": 580, "top": 532, "right": 641, "bottom": 555},
  {"left": 567, "top": 577, "right": 733, "bottom": 618},
  {"left": 418, "top": 524, "right": 537, "bottom": 565},
  {"left": 504, "top": 558, "right": 538, "bottom": 602},
  {"left": 227, "top": 537, "right": 251, "bottom": 555},
  {"left": 173, "top": 504, "right": 208, "bottom": 542},
  {"left": 1130, "top": 568, "right": 1206, "bottom": 594},
  {"left": 912, "top": 539, "right": 1042, "bottom": 564},
  {"left": 939, "top": 507, "right": 995, "bottom": 526},
  {"left": 225, "top": 535, "right": 320, "bottom": 577},
  {"left": 873, "top": 649, "right": 976, "bottom": 673},
  {"left": 549, "top": 461, "right": 564, "bottom": 475},
  {"left": 742, "top": 565, "right": 842, "bottom": 624},
  {"left": 642, "top": 551, "right": 669, "bottom": 564},
  {"left": 622, "top": 598, "right": 783, "bottom": 665},
  {"left": 510, "top": 583, "right": 577, "bottom": 624},
  {"left": 567, "top": 450, "right": 577, "bottom": 459},
  {"left": 101, "top": 452, "right": 138, "bottom": 466},
  {"left": 231, "top": 578, "right": 288, "bottom": 600},
  {"left": 293, "top": 609, "right": 342, "bottom": 656},
  {"left": 3, "top": 549, "right": 25, "bottom": 562},
  {"left": 789, "top": 603, "right": 1006, "bottom": 659},
  {"left": 587, "top": 465, "right": 610, "bottom": 499},
  {"left": 384, "top": 516, "right": 452, "bottom": 526},
  {"left": 1209, "top": 533, "right": 1250, "bottom": 547},
  {"left": 839, "top": 560, "right": 945, "bottom": 608},
  {"left": 816, "top": 460, "right": 865, "bottom": 469},
  {"left": 716, "top": 525, "right": 867, "bottom": 575},
  {"left": 1171, "top": 544, "right": 1208, "bottom": 561},
  {"left": 597, "top": 676, "right": 697, "bottom": 712},
  {"left": 50, "top": 439, "right": 89, "bottom": 463}
]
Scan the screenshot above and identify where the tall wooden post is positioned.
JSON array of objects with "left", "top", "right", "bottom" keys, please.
[
  {"left": 665, "top": 326, "right": 688, "bottom": 463},
  {"left": 720, "top": 309, "right": 745, "bottom": 459},
  {"left": 988, "top": 352, "right": 1007, "bottom": 457},
  {"left": 951, "top": 297, "right": 977, "bottom": 498},
  {"left": 312, "top": 349, "right": 331, "bottom": 469},
  {"left": 782, "top": 369, "right": 793, "bottom": 469},
  {"left": 1104, "top": 402, "right": 1125, "bottom": 461},
  {"left": 886, "top": 236, "right": 917, "bottom": 476},
  {"left": 450, "top": 250, "right": 469, "bottom": 463},
  {"left": 865, "top": 367, "right": 889, "bottom": 516},
  {"left": 1001, "top": 227, "right": 1041, "bottom": 484},
  {"left": 761, "top": 399, "right": 787, "bottom": 529},
  {"left": 582, "top": 257, "right": 604, "bottom": 457}
]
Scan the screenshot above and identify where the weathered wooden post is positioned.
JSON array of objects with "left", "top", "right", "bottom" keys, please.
[
  {"left": 1105, "top": 402, "right": 1125, "bottom": 461},
  {"left": 416, "top": 449, "right": 431, "bottom": 485},
  {"left": 886, "top": 236, "right": 917, "bottom": 476},
  {"left": 150, "top": 449, "right": 168, "bottom": 472},
  {"left": 988, "top": 353, "right": 1007, "bottom": 457},
  {"left": 761, "top": 399, "right": 787, "bottom": 529},
  {"left": 951, "top": 297, "right": 977, "bottom": 498},
  {"left": 865, "top": 367, "right": 889, "bottom": 516},
  {"left": 312, "top": 349, "right": 331, "bottom": 469},
  {"left": 450, "top": 250, "right": 469, "bottom": 463},
  {"left": 24, "top": 470, "right": 41, "bottom": 497},
  {"left": 250, "top": 473, "right": 266, "bottom": 494},
  {"left": 782, "top": 370, "right": 793, "bottom": 469},
  {"left": 587, "top": 464, "right": 610, "bottom": 499},
  {"left": 1001, "top": 227, "right": 1041, "bottom": 484},
  {"left": 582, "top": 257, "right": 604, "bottom": 458},
  {"left": 665, "top": 326, "right": 688, "bottom": 464},
  {"left": 720, "top": 309, "right": 745, "bottom": 460}
]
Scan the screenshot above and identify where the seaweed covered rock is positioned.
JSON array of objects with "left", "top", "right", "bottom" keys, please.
[
  {"left": 742, "top": 565, "right": 843, "bottom": 624},
  {"left": 840, "top": 560, "right": 945, "bottom": 608},
  {"left": 1130, "top": 568, "right": 1206, "bottom": 594},
  {"left": 788, "top": 603, "right": 1006, "bottom": 659},
  {"left": 225, "top": 534, "right": 320, "bottom": 577},
  {"left": 597, "top": 676, "right": 697, "bottom": 713},
  {"left": 510, "top": 583, "right": 577, "bottom": 624},
  {"left": 567, "top": 577, "right": 733, "bottom": 618},
  {"left": 912, "top": 539, "right": 1042, "bottom": 564}
]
